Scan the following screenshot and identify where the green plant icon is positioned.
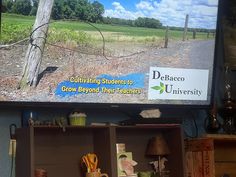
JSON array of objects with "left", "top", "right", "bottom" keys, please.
[{"left": 151, "top": 82, "right": 165, "bottom": 94}]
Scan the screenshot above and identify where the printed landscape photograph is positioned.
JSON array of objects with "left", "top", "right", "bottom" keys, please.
[{"left": 0, "top": 0, "right": 219, "bottom": 105}]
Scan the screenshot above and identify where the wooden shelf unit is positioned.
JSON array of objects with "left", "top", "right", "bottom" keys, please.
[
  {"left": 185, "top": 134, "right": 236, "bottom": 177},
  {"left": 204, "top": 134, "right": 236, "bottom": 177},
  {"left": 15, "top": 125, "right": 185, "bottom": 177}
]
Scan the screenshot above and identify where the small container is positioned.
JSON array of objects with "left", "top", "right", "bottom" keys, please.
[
  {"left": 35, "top": 168, "right": 47, "bottom": 177},
  {"left": 69, "top": 112, "right": 87, "bottom": 126}
]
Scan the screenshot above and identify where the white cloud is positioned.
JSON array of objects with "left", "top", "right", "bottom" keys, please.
[
  {"left": 112, "top": 2, "right": 125, "bottom": 11},
  {"left": 192, "top": 5, "right": 218, "bottom": 17},
  {"left": 208, "top": 0, "right": 218, "bottom": 6},
  {"left": 193, "top": 0, "right": 218, "bottom": 6},
  {"left": 104, "top": 2, "right": 144, "bottom": 20},
  {"left": 136, "top": 1, "right": 154, "bottom": 11},
  {"left": 103, "top": 0, "right": 219, "bottom": 29}
]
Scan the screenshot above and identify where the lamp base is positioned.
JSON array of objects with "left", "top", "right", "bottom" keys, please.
[{"left": 158, "top": 170, "right": 170, "bottom": 177}]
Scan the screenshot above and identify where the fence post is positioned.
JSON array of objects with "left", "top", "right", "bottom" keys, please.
[
  {"left": 19, "top": 0, "right": 54, "bottom": 88},
  {"left": 193, "top": 29, "right": 196, "bottom": 39},
  {"left": 164, "top": 26, "right": 169, "bottom": 48},
  {"left": 183, "top": 14, "right": 189, "bottom": 41}
]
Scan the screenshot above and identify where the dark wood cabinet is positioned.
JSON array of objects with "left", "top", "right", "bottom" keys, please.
[
  {"left": 15, "top": 124, "right": 185, "bottom": 177},
  {"left": 185, "top": 134, "right": 236, "bottom": 177},
  {"left": 204, "top": 134, "right": 236, "bottom": 177}
]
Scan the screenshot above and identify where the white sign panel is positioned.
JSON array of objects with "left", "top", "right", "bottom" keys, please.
[{"left": 148, "top": 67, "right": 209, "bottom": 100}]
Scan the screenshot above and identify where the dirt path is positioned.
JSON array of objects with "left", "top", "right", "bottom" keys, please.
[{"left": 0, "top": 39, "right": 215, "bottom": 103}]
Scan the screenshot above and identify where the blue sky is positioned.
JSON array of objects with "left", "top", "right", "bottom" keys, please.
[{"left": 96, "top": 0, "right": 219, "bottom": 29}]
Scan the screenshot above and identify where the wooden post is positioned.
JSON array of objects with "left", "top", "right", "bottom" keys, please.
[
  {"left": 19, "top": 0, "right": 54, "bottom": 88},
  {"left": 207, "top": 31, "right": 210, "bottom": 38},
  {"left": 193, "top": 29, "right": 196, "bottom": 39},
  {"left": 183, "top": 14, "right": 189, "bottom": 41},
  {"left": 164, "top": 26, "right": 169, "bottom": 48}
]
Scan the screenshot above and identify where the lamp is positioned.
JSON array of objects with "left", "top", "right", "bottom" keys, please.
[{"left": 146, "top": 134, "right": 170, "bottom": 177}]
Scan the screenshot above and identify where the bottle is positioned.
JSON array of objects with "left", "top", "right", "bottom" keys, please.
[{"left": 205, "top": 103, "right": 221, "bottom": 133}]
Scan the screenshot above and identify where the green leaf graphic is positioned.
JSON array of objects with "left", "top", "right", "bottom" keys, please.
[
  {"left": 151, "top": 82, "right": 165, "bottom": 94},
  {"left": 151, "top": 86, "right": 161, "bottom": 90},
  {"left": 160, "top": 82, "right": 164, "bottom": 87},
  {"left": 160, "top": 89, "right": 164, "bottom": 94}
]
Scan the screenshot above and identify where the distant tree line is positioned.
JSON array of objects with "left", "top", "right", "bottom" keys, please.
[
  {"left": 2, "top": 0, "right": 38, "bottom": 16},
  {"left": 51, "top": 0, "right": 104, "bottom": 22},
  {"left": 2, "top": 0, "right": 215, "bottom": 32},
  {"left": 169, "top": 26, "right": 215, "bottom": 33},
  {"left": 103, "top": 17, "right": 162, "bottom": 29},
  {"left": 2, "top": 0, "right": 163, "bottom": 29},
  {"left": 2, "top": 0, "right": 105, "bottom": 23}
]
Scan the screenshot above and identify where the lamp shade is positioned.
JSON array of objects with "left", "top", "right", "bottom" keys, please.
[{"left": 146, "top": 134, "right": 170, "bottom": 156}]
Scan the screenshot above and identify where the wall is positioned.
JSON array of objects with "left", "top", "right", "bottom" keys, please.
[{"left": 0, "top": 109, "right": 21, "bottom": 177}]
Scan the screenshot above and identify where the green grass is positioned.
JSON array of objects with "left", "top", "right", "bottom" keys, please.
[
  {"left": 1, "top": 13, "right": 212, "bottom": 45},
  {"left": 51, "top": 21, "right": 166, "bottom": 37},
  {"left": 3, "top": 13, "right": 35, "bottom": 23},
  {"left": 1, "top": 14, "right": 34, "bottom": 44}
]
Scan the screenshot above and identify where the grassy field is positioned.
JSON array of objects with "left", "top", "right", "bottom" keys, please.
[{"left": 1, "top": 13, "right": 212, "bottom": 45}]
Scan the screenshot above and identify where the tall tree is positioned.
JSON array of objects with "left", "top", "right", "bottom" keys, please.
[
  {"left": 51, "top": 0, "right": 63, "bottom": 20},
  {"left": 62, "top": 4, "right": 73, "bottom": 19},
  {"left": 13, "top": 0, "right": 32, "bottom": 15},
  {"left": 75, "top": 0, "right": 90, "bottom": 20},
  {"left": 91, "top": 1, "right": 104, "bottom": 22},
  {"left": 19, "top": 0, "right": 54, "bottom": 88},
  {"left": 2, "top": 0, "right": 14, "bottom": 13}
]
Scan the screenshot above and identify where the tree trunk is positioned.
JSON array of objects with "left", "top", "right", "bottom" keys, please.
[{"left": 19, "top": 0, "right": 54, "bottom": 88}]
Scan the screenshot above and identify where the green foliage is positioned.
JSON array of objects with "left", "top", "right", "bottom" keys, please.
[
  {"left": 48, "top": 28, "right": 92, "bottom": 45},
  {"left": 1, "top": 23, "right": 31, "bottom": 44},
  {"left": 1, "top": 13, "right": 34, "bottom": 44},
  {"left": 103, "top": 17, "right": 135, "bottom": 27},
  {"left": 91, "top": 1, "right": 104, "bottom": 23},
  {"left": 51, "top": 0, "right": 104, "bottom": 23},
  {"left": 51, "top": 0, "right": 64, "bottom": 20},
  {"left": 62, "top": 4, "right": 74, "bottom": 19},
  {"left": 3, "top": 13, "right": 36, "bottom": 21},
  {"left": 103, "top": 17, "right": 163, "bottom": 29},
  {"left": 135, "top": 17, "right": 162, "bottom": 29},
  {"left": 50, "top": 20, "right": 165, "bottom": 38},
  {"left": 2, "top": 0, "right": 38, "bottom": 16},
  {"left": 2, "top": 0, "right": 14, "bottom": 13},
  {"left": 67, "top": 0, "right": 77, "bottom": 11},
  {"left": 2, "top": 13, "right": 213, "bottom": 45},
  {"left": 12, "top": 0, "right": 32, "bottom": 15}
]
